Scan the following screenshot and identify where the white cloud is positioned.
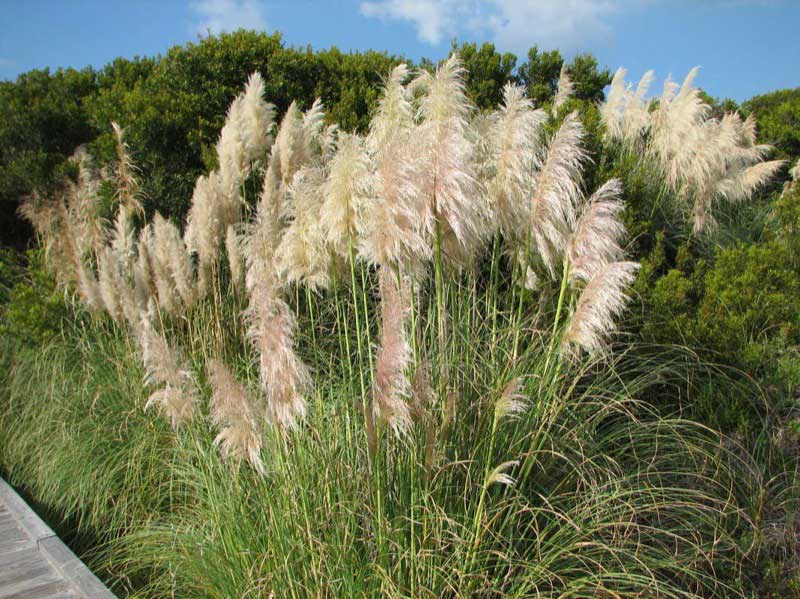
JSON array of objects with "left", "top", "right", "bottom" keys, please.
[
  {"left": 192, "top": 0, "right": 268, "bottom": 34},
  {"left": 488, "top": 0, "right": 619, "bottom": 54},
  {"left": 359, "top": 0, "right": 776, "bottom": 55},
  {"left": 360, "top": 0, "right": 474, "bottom": 45},
  {"left": 359, "top": 0, "right": 633, "bottom": 54}
]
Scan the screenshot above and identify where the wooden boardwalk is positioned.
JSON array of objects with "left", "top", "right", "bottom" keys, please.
[{"left": 0, "top": 478, "right": 115, "bottom": 599}]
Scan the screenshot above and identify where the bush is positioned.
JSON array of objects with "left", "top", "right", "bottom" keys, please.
[{"left": 1, "top": 249, "right": 70, "bottom": 345}]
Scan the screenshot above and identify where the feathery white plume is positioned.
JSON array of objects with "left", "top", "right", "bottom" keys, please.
[
  {"left": 139, "top": 311, "right": 198, "bottom": 429},
  {"left": 245, "top": 293, "right": 312, "bottom": 429},
  {"left": 275, "top": 167, "right": 333, "bottom": 291},
  {"left": 367, "top": 63, "right": 414, "bottom": 156},
  {"left": 320, "top": 132, "right": 370, "bottom": 257},
  {"left": 567, "top": 179, "right": 626, "bottom": 285},
  {"left": 243, "top": 155, "right": 284, "bottom": 297},
  {"left": 357, "top": 135, "right": 431, "bottom": 270},
  {"left": 601, "top": 68, "right": 654, "bottom": 145},
  {"left": 552, "top": 63, "right": 574, "bottom": 114},
  {"left": 562, "top": 261, "right": 640, "bottom": 355},
  {"left": 132, "top": 231, "right": 154, "bottom": 306},
  {"left": 274, "top": 101, "right": 307, "bottom": 191},
  {"left": 411, "top": 54, "right": 488, "bottom": 261},
  {"left": 372, "top": 268, "right": 413, "bottom": 436},
  {"left": 486, "top": 460, "right": 519, "bottom": 488},
  {"left": 604, "top": 66, "right": 779, "bottom": 234},
  {"left": 600, "top": 68, "right": 628, "bottom": 142},
  {"left": 527, "top": 112, "right": 587, "bottom": 275},
  {"left": 97, "top": 247, "right": 123, "bottom": 323},
  {"left": 359, "top": 65, "right": 431, "bottom": 270},
  {"left": 186, "top": 73, "right": 275, "bottom": 295},
  {"left": 111, "top": 204, "right": 136, "bottom": 271},
  {"left": 150, "top": 214, "right": 195, "bottom": 312},
  {"left": 485, "top": 84, "right": 546, "bottom": 235},
  {"left": 207, "top": 359, "right": 265, "bottom": 474},
  {"left": 111, "top": 121, "right": 143, "bottom": 216},
  {"left": 494, "top": 378, "right": 526, "bottom": 422},
  {"left": 216, "top": 72, "right": 275, "bottom": 184},
  {"left": 76, "top": 261, "right": 103, "bottom": 313}
]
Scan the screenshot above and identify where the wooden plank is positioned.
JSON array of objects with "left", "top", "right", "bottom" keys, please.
[
  {"left": 0, "top": 478, "right": 114, "bottom": 599},
  {"left": 0, "top": 541, "right": 34, "bottom": 559},
  {"left": 0, "top": 562, "right": 53, "bottom": 587},
  {"left": 39, "top": 537, "right": 115, "bottom": 599},
  {"left": 0, "top": 547, "right": 38, "bottom": 568},
  {"left": 0, "top": 481, "right": 54, "bottom": 543},
  {"left": 0, "top": 570, "right": 62, "bottom": 598}
]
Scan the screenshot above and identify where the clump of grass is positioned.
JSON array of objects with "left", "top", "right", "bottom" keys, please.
[{"left": 4, "top": 53, "right": 781, "bottom": 597}]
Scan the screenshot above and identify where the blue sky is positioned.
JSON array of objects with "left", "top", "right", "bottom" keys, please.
[{"left": 0, "top": 0, "right": 797, "bottom": 101}]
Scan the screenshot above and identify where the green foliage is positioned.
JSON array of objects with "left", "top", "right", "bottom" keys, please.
[
  {"left": 0, "top": 249, "right": 70, "bottom": 345},
  {"left": 0, "top": 67, "right": 99, "bottom": 247},
  {"left": 454, "top": 41, "right": 517, "bottom": 109},
  {"left": 637, "top": 187, "right": 800, "bottom": 415},
  {"left": 516, "top": 45, "right": 611, "bottom": 106},
  {"left": 743, "top": 88, "right": 800, "bottom": 161}
]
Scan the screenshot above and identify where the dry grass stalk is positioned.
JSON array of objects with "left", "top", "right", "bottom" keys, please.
[
  {"left": 225, "top": 224, "right": 245, "bottom": 292},
  {"left": 111, "top": 122, "right": 143, "bottom": 216},
  {"left": 552, "top": 63, "right": 574, "bottom": 114}
]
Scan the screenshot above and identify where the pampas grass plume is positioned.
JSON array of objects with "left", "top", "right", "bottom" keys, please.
[
  {"left": 139, "top": 311, "right": 198, "bottom": 428},
  {"left": 372, "top": 268, "right": 413, "bottom": 436},
  {"left": 562, "top": 261, "right": 640, "bottom": 355},
  {"left": 207, "top": 359, "right": 265, "bottom": 474}
]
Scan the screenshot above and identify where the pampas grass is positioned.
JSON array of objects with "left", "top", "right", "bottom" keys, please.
[
  {"left": 320, "top": 132, "right": 369, "bottom": 258},
  {"left": 7, "top": 58, "right": 782, "bottom": 598},
  {"left": 245, "top": 292, "right": 312, "bottom": 429},
  {"left": 552, "top": 63, "right": 574, "bottom": 113},
  {"left": 525, "top": 111, "right": 586, "bottom": 274},
  {"left": 601, "top": 67, "right": 782, "bottom": 232},
  {"left": 411, "top": 54, "right": 488, "bottom": 261},
  {"left": 207, "top": 358, "right": 265, "bottom": 474},
  {"left": 139, "top": 310, "right": 198, "bottom": 428},
  {"left": 372, "top": 267, "right": 413, "bottom": 436},
  {"left": 485, "top": 83, "right": 546, "bottom": 235},
  {"left": 567, "top": 179, "right": 626, "bottom": 285},
  {"left": 562, "top": 260, "right": 640, "bottom": 354},
  {"left": 111, "top": 121, "right": 143, "bottom": 216}
]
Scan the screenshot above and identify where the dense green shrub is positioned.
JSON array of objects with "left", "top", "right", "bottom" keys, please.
[{"left": 0, "top": 249, "right": 70, "bottom": 345}]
